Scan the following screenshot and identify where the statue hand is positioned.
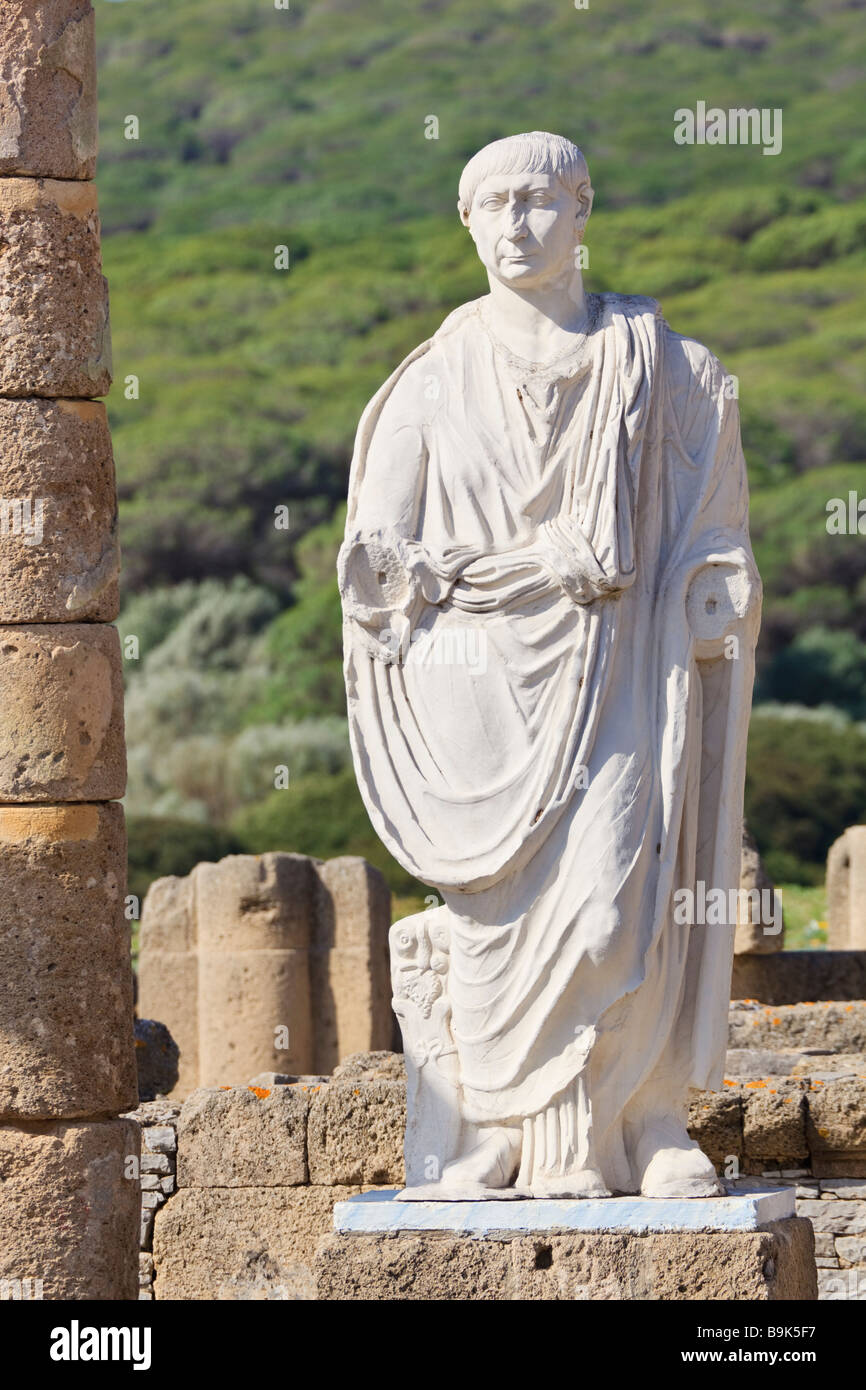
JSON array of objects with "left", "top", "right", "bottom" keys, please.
[{"left": 537, "top": 515, "right": 615, "bottom": 605}]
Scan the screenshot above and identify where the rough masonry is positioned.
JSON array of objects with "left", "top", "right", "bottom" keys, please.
[{"left": 0, "top": 0, "right": 138, "bottom": 1301}]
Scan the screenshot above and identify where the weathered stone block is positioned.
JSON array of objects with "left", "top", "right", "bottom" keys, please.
[
  {"left": 820, "top": 1178, "right": 866, "bottom": 1198},
  {"left": 0, "top": 623, "right": 124, "bottom": 800},
  {"left": 137, "top": 876, "right": 197, "bottom": 1097},
  {"left": 730, "top": 951, "right": 866, "bottom": 1006},
  {"left": 806, "top": 1076, "right": 866, "bottom": 1173},
  {"left": 192, "top": 855, "right": 316, "bottom": 1084},
  {"left": 0, "top": 398, "right": 119, "bottom": 622},
  {"left": 827, "top": 825, "right": 866, "bottom": 949},
  {"left": 742, "top": 1078, "right": 807, "bottom": 1162},
  {"left": 152, "top": 1185, "right": 371, "bottom": 1300},
  {"left": 332, "top": 1051, "right": 407, "bottom": 1082},
  {"left": 836, "top": 1235, "right": 866, "bottom": 1266},
  {"left": 176, "top": 1085, "right": 309, "bottom": 1188},
  {"left": 142, "top": 1123, "right": 177, "bottom": 1155},
  {"left": 0, "top": 1118, "right": 139, "bottom": 1300},
  {"left": 314, "top": 1218, "right": 816, "bottom": 1301},
  {"left": 308, "top": 1079, "right": 406, "bottom": 1185},
  {"left": 0, "top": 802, "right": 136, "bottom": 1119},
  {"left": 311, "top": 859, "right": 393, "bottom": 1072},
  {"left": 729, "top": 1001, "right": 866, "bottom": 1052},
  {"left": 140, "top": 1151, "right": 171, "bottom": 1175},
  {"left": 726, "top": 1045, "right": 866, "bottom": 1078},
  {"left": 0, "top": 1, "right": 96, "bottom": 180},
  {"left": 0, "top": 178, "right": 110, "bottom": 397},
  {"left": 197, "top": 949, "right": 314, "bottom": 1085},
  {"left": 687, "top": 1087, "right": 743, "bottom": 1167},
  {"left": 136, "top": 950, "right": 198, "bottom": 1099},
  {"left": 796, "top": 1200, "right": 866, "bottom": 1236},
  {"left": 139, "top": 873, "right": 196, "bottom": 954},
  {"left": 314, "top": 856, "right": 391, "bottom": 954},
  {"left": 818, "top": 1267, "right": 866, "bottom": 1299},
  {"left": 195, "top": 853, "right": 315, "bottom": 952}
]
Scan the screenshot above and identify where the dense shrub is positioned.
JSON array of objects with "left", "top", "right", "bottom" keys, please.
[
  {"left": 127, "top": 816, "right": 243, "bottom": 906},
  {"left": 745, "top": 705, "right": 866, "bottom": 883},
  {"left": 757, "top": 627, "right": 866, "bottom": 718},
  {"left": 231, "top": 768, "right": 426, "bottom": 898}
]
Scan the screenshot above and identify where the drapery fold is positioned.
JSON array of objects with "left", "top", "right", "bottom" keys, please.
[{"left": 340, "top": 292, "right": 760, "bottom": 1153}]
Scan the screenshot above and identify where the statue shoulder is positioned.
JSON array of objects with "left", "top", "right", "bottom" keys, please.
[
  {"left": 595, "top": 291, "right": 662, "bottom": 326},
  {"left": 662, "top": 324, "right": 739, "bottom": 450},
  {"left": 432, "top": 297, "right": 486, "bottom": 343},
  {"left": 664, "top": 325, "right": 729, "bottom": 396},
  {"left": 366, "top": 300, "right": 484, "bottom": 426}
]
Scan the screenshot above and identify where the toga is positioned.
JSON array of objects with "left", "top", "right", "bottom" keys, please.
[{"left": 338, "top": 292, "right": 760, "bottom": 1191}]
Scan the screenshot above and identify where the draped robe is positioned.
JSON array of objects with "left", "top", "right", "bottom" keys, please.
[{"left": 339, "top": 292, "right": 761, "bottom": 1192}]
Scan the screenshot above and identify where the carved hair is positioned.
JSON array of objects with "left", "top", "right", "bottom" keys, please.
[{"left": 457, "top": 131, "right": 593, "bottom": 220}]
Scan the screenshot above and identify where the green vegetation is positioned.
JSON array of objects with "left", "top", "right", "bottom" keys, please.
[
  {"left": 745, "top": 705, "right": 866, "bottom": 885},
  {"left": 95, "top": 0, "right": 866, "bottom": 906},
  {"left": 776, "top": 883, "right": 828, "bottom": 950}
]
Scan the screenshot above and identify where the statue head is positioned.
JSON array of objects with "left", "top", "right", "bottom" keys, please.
[{"left": 457, "top": 132, "right": 593, "bottom": 291}]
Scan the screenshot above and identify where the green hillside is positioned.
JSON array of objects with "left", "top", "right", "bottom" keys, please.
[{"left": 94, "top": 0, "right": 866, "bottom": 902}]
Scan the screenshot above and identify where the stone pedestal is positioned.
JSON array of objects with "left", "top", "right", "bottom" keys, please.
[{"left": 314, "top": 1189, "right": 817, "bottom": 1300}]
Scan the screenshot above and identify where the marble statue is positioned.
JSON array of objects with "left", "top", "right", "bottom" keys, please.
[{"left": 338, "top": 132, "right": 761, "bottom": 1200}]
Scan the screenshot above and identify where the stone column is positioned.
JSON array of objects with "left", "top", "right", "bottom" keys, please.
[
  {"left": 0, "top": 1, "right": 139, "bottom": 1300},
  {"left": 312, "top": 857, "right": 394, "bottom": 1072},
  {"left": 137, "top": 875, "right": 199, "bottom": 1097},
  {"left": 827, "top": 826, "right": 866, "bottom": 949},
  {"left": 196, "top": 854, "right": 316, "bottom": 1084},
  {"left": 138, "top": 852, "right": 394, "bottom": 1092}
]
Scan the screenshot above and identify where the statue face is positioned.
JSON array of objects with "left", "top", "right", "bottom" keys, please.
[{"left": 462, "top": 171, "right": 582, "bottom": 289}]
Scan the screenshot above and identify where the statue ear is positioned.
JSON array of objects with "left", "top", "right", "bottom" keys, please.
[
  {"left": 458, "top": 200, "right": 471, "bottom": 228},
  {"left": 575, "top": 182, "right": 594, "bottom": 237}
]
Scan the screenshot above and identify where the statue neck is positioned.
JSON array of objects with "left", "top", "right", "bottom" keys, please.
[{"left": 484, "top": 269, "right": 590, "bottom": 365}]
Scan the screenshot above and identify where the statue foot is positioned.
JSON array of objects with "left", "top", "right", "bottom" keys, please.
[
  {"left": 530, "top": 1169, "right": 611, "bottom": 1199},
  {"left": 636, "top": 1116, "right": 723, "bottom": 1198},
  {"left": 438, "top": 1125, "right": 522, "bottom": 1191}
]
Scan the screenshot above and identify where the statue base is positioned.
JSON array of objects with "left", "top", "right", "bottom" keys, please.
[{"left": 314, "top": 1188, "right": 817, "bottom": 1300}]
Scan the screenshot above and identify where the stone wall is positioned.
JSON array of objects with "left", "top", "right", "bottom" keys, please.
[
  {"left": 730, "top": 951, "right": 866, "bottom": 1005},
  {"left": 0, "top": 0, "right": 138, "bottom": 1301},
  {"left": 129, "top": 1052, "right": 403, "bottom": 1299},
  {"left": 127, "top": 1027, "right": 865, "bottom": 1300}
]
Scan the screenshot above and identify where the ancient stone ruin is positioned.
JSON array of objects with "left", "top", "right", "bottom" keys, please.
[
  {"left": 138, "top": 852, "right": 395, "bottom": 1094},
  {"left": 827, "top": 826, "right": 866, "bottom": 950},
  {"left": 128, "top": 1011, "right": 866, "bottom": 1299},
  {"left": 0, "top": 0, "right": 138, "bottom": 1300},
  {"left": 2, "top": 2, "right": 865, "bottom": 1307}
]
